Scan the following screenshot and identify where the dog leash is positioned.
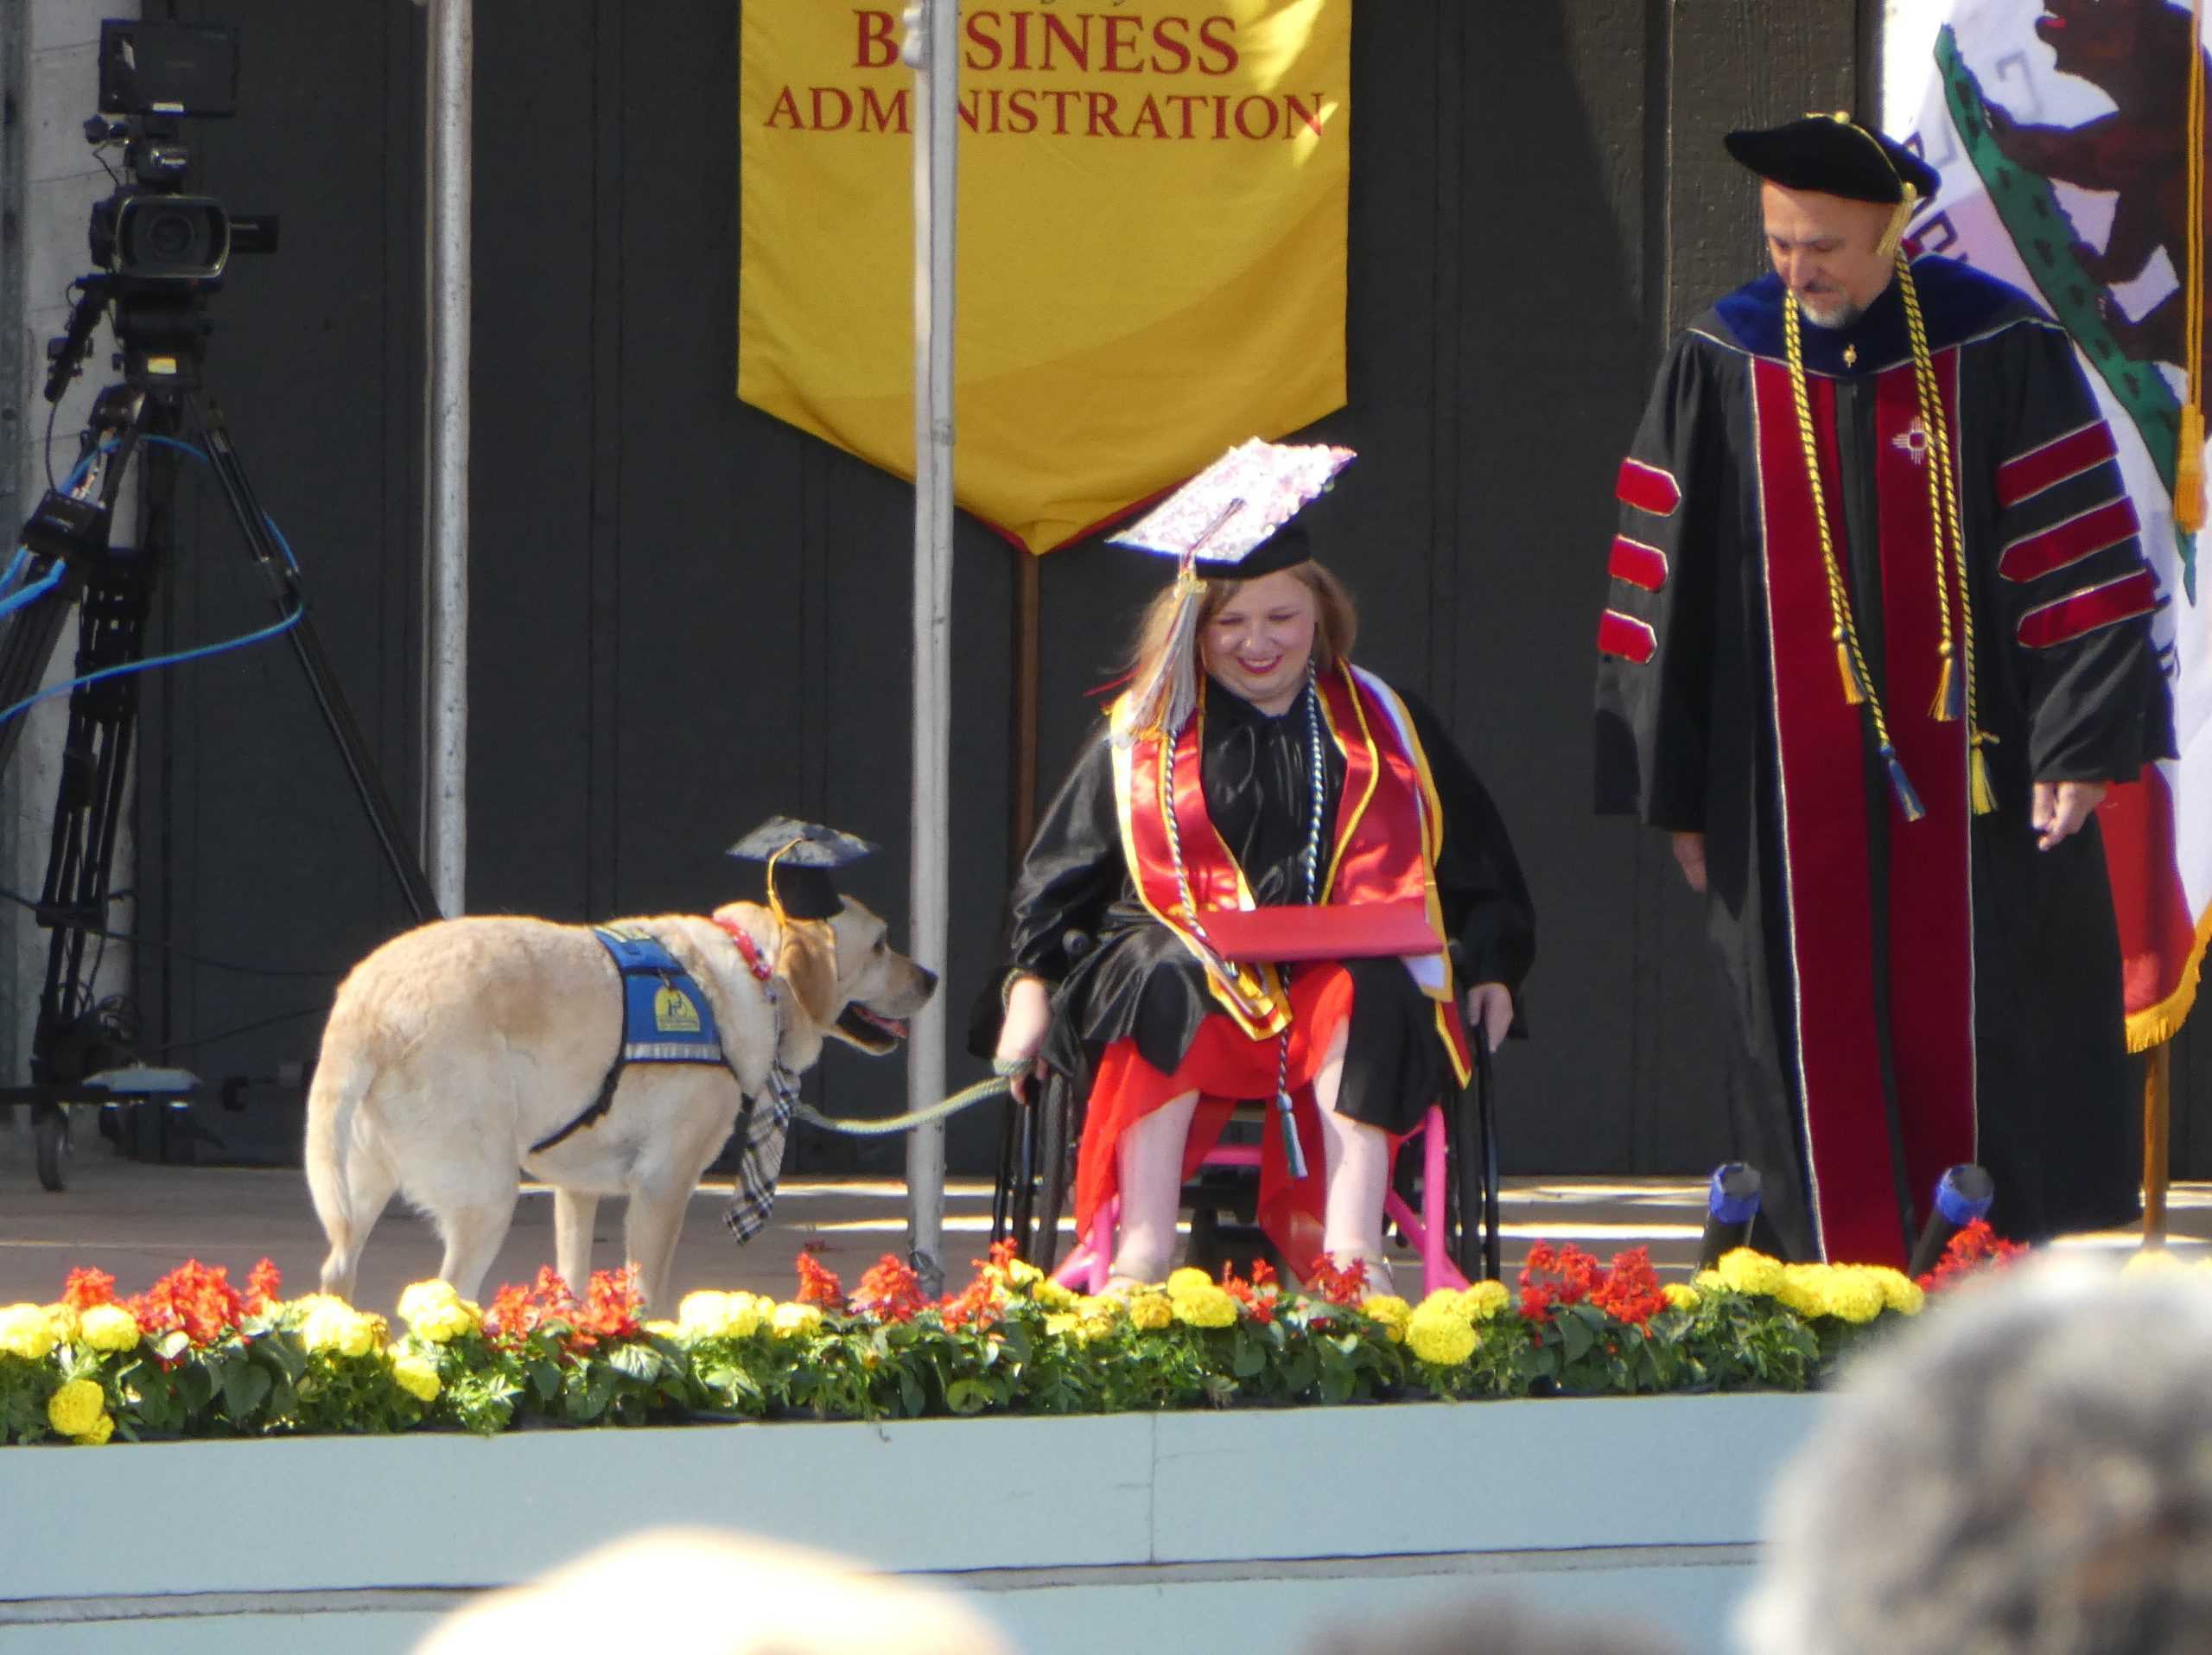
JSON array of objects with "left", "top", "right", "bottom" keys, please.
[{"left": 787, "top": 1061, "right": 1024, "bottom": 1137}]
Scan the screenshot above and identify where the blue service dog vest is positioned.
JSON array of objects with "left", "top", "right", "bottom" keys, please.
[{"left": 528, "top": 926, "right": 738, "bottom": 1155}]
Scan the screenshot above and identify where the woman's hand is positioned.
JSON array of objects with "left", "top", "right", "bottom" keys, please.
[
  {"left": 995, "top": 975, "right": 1053, "bottom": 1103},
  {"left": 1671, "top": 831, "right": 1707, "bottom": 894},
  {"left": 1464, "top": 982, "right": 1513, "bottom": 1054}
]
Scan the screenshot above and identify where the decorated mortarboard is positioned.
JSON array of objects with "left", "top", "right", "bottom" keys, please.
[
  {"left": 1109, "top": 438, "right": 1356, "bottom": 738},
  {"left": 725, "top": 818, "right": 877, "bottom": 922},
  {"left": 1725, "top": 112, "right": 1938, "bottom": 264}
]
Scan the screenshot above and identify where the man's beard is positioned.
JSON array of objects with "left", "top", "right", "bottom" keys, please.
[{"left": 1794, "top": 292, "right": 1865, "bottom": 330}]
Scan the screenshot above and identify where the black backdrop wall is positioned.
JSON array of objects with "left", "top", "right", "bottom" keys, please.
[{"left": 130, "top": 1, "right": 2206, "bottom": 1179}]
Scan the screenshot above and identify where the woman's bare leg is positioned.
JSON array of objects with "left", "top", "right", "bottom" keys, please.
[
  {"left": 1313, "top": 1021, "right": 1393, "bottom": 1291},
  {"left": 1109, "top": 1089, "right": 1200, "bottom": 1285}
]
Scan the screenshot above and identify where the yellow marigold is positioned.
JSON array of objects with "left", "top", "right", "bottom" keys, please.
[
  {"left": 75, "top": 1412, "right": 115, "bottom": 1446},
  {"left": 678, "top": 1290, "right": 768, "bottom": 1340},
  {"left": 1405, "top": 1303, "right": 1478, "bottom": 1366},
  {"left": 1867, "top": 1267, "right": 1924, "bottom": 1315},
  {"left": 301, "top": 1302, "right": 377, "bottom": 1359},
  {"left": 1362, "top": 1294, "right": 1411, "bottom": 1344},
  {"left": 1694, "top": 1268, "right": 1725, "bottom": 1293},
  {"left": 770, "top": 1302, "right": 823, "bottom": 1338},
  {"left": 1168, "top": 1283, "right": 1237, "bottom": 1329},
  {"left": 78, "top": 1304, "right": 142, "bottom": 1353},
  {"left": 1043, "top": 1313, "right": 1079, "bottom": 1340},
  {"left": 1416, "top": 1288, "right": 1476, "bottom": 1326},
  {"left": 1661, "top": 1282, "right": 1700, "bottom": 1312},
  {"left": 643, "top": 1319, "right": 679, "bottom": 1339},
  {"left": 1821, "top": 1267, "right": 1885, "bottom": 1325},
  {"left": 1034, "top": 1277, "right": 1077, "bottom": 1311},
  {"left": 1128, "top": 1289, "right": 1173, "bottom": 1332},
  {"left": 391, "top": 1354, "right": 442, "bottom": 1403},
  {"left": 1460, "top": 1280, "right": 1511, "bottom": 1322},
  {"left": 2126, "top": 1247, "right": 2184, "bottom": 1276},
  {"left": 1775, "top": 1264, "right": 1829, "bottom": 1320},
  {"left": 1166, "top": 1267, "right": 1212, "bottom": 1293},
  {"left": 1716, "top": 1247, "right": 1787, "bottom": 1298},
  {"left": 42, "top": 1303, "right": 82, "bottom": 1345},
  {"left": 1002, "top": 1257, "right": 1045, "bottom": 1289},
  {"left": 397, "top": 1279, "right": 461, "bottom": 1322},
  {"left": 47, "top": 1378, "right": 105, "bottom": 1437},
  {"left": 0, "top": 1303, "right": 60, "bottom": 1363}
]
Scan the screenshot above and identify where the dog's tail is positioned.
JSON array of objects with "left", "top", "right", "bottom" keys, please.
[{"left": 303, "top": 1037, "right": 378, "bottom": 1287}]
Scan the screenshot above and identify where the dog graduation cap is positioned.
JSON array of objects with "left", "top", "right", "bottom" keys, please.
[
  {"left": 727, "top": 818, "right": 876, "bottom": 922},
  {"left": 1723, "top": 112, "right": 1941, "bottom": 261},
  {"left": 1108, "top": 437, "right": 1356, "bottom": 738}
]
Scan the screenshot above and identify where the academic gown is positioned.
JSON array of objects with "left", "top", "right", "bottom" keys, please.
[
  {"left": 1594, "top": 256, "right": 2174, "bottom": 1265},
  {"left": 973, "top": 672, "right": 1535, "bottom": 1138}
]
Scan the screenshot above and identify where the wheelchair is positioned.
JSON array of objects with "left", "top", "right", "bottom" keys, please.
[{"left": 992, "top": 1034, "right": 1503, "bottom": 1292}]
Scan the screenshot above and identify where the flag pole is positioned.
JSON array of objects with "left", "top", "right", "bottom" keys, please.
[
  {"left": 2144, "top": 1041, "right": 2172, "bottom": 1246},
  {"left": 903, "top": 0, "right": 958, "bottom": 1296}
]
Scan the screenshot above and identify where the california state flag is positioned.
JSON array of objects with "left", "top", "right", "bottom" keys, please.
[{"left": 1898, "top": 0, "right": 2209, "bottom": 1048}]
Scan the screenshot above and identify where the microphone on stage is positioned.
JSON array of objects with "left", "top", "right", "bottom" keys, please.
[
  {"left": 1697, "top": 1162, "right": 1763, "bottom": 1270},
  {"left": 1907, "top": 1163, "right": 1995, "bottom": 1278}
]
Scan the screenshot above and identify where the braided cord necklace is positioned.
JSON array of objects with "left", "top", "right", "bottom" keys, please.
[{"left": 1160, "top": 664, "right": 1327, "bottom": 1181}]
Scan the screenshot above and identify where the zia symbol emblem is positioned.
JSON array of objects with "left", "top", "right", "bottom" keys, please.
[{"left": 1891, "top": 415, "right": 1932, "bottom": 468}]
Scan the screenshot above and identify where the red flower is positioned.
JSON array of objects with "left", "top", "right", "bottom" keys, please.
[
  {"left": 1304, "top": 1255, "right": 1369, "bottom": 1307},
  {"left": 576, "top": 1266, "right": 644, "bottom": 1344},
  {"left": 1249, "top": 1259, "right": 1278, "bottom": 1290},
  {"left": 123, "top": 1259, "right": 246, "bottom": 1346},
  {"left": 1516, "top": 1241, "right": 1604, "bottom": 1321},
  {"left": 853, "top": 1254, "right": 926, "bottom": 1323},
  {"left": 988, "top": 1238, "right": 1021, "bottom": 1273},
  {"left": 483, "top": 1283, "right": 540, "bottom": 1348},
  {"left": 1916, "top": 1219, "right": 2029, "bottom": 1293},
  {"left": 245, "top": 1257, "right": 283, "bottom": 1316},
  {"left": 794, "top": 1249, "right": 847, "bottom": 1308},
  {"left": 61, "top": 1267, "right": 116, "bottom": 1310},
  {"left": 1219, "top": 1262, "right": 1276, "bottom": 1326},
  {"left": 1588, "top": 1245, "right": 1668, "bottom": 1327},
  {"left": 938, "top": 1275, "right": 1001, "bottom": 1333}
]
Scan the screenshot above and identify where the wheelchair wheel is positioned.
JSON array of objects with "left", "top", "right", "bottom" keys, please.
[
  {"left": 1030, "top": 1070, "right": 1073, "bottom": 1276},
  {"left": 35, "top": 1102, "right": 71, "bottom": 1193}
]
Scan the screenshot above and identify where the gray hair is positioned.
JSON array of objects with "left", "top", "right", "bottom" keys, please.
[{"left": 1738, "top": 1258, "right": 2212, "bottom": 1655}]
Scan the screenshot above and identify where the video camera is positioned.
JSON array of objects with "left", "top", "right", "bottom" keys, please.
[{"left": 44, "top": 20, "right": 276, "bottom": 402}]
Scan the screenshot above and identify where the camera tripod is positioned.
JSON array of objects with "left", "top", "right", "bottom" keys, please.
[{"left": 3, "top": 286, "right": 439, "bottom": 1189}]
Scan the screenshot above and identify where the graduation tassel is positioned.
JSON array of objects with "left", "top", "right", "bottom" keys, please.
[
  {"left": 1276, "top": 1092, "right": 1308, "bottom": 1181},
  {"left": 1835, "top": 636, "right": 1866, "bottom": 705},
  {"left": 1881, "top": 743, "right": 1927, "bottom": 823},
  {"left": 1928, "top": 647, "right": 1959, "bottom": 722},
  {"left": 1968, "top": 733, "right": 1999, "bottom": 817}
]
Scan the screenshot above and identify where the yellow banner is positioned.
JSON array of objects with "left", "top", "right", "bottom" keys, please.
[{"left": 737, "top": 1, "right": 1351, "bottom": 553}]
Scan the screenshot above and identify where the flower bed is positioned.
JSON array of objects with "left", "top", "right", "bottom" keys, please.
[{"left": 0, "top": 1227, "right": 2064, "bottom": 1446}]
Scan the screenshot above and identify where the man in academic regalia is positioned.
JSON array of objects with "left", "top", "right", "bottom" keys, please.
[{"left": 1593, "top": 114, "right": 2175, "bottom": 1266}]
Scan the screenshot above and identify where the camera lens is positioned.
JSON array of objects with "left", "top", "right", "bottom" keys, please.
[{"left": 143, "top": 207, "right": 199, "bottom": 263}]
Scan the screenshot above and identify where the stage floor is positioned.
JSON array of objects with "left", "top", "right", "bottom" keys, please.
[{"left": 3, "top": 1127, "right": 2204, "bottom": 1310}]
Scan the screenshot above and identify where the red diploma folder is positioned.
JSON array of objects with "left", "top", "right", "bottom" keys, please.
[{"left": 1197, "top": 899, "right": 1439, "bottom": 964}]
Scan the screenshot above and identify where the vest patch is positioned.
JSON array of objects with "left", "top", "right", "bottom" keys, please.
[{"left": 594, "top": 926, "right": 727, "bottom": 1065}]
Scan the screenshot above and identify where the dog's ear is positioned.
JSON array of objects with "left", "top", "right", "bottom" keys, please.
[{"left": 775, "top": 920, "right": 841, "bottom": 1031}]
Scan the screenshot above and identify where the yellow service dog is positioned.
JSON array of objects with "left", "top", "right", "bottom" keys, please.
[{"left": 304, "top": 899, "right": 933, "bottom": 1308}]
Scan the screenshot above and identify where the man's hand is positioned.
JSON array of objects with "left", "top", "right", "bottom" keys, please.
[
  {"left": 1671, "top": 831, "right": 1708, "bottom": 894},
  {"left": 1464, "top": 983, "right": 1514, "bottom": 1053},
  {"left": 995, "top": 976, "right": 1052, "bottom": 1103},
  {"left": 2031, "top": 780, "right": 2107, "bottom": 851}
]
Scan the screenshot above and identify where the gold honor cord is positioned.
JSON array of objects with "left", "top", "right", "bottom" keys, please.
[
  {"left": 1897, "top": 251, "right": 1999, "bottom": 814},
  {"left": 1782, "top": 287, "right": 1927, "bottom": 822}
]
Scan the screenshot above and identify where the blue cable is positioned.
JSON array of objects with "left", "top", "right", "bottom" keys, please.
[{"left": 0, "top": 431, "right": 312, "bottom": 727}]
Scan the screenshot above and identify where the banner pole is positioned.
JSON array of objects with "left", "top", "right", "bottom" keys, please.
[
  {"left": 2143, "top": 1040, "right": 2172, "bottom": 1246},
  {"left": 904, "top": 0, "right": 958, "bottom": 1295}
]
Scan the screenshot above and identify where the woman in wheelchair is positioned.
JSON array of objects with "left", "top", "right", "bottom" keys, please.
[{"left": 982, "top": 449, "right": 1534, "bottom": 1295}]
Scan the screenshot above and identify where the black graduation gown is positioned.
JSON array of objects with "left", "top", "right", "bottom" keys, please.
[
  {"left": 973, "top": 672, "right": 1536, "bottom": 1133},
  {"left": 1594, "top": 257, "right": 2174, "bottom": 1264}
]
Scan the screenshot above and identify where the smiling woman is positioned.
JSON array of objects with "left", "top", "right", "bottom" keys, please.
[{"left": 976, "top": 449, "right": 1535, "bottom": 1298}]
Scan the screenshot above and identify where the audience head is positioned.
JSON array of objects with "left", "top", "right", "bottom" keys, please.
[{"left": 1738, "top": 1257, "right": 2212, "bottom": 1655}]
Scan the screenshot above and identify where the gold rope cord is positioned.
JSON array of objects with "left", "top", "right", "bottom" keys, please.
[
  {"left": 1781, "top": 290, "right": 1927, "bottom": 821},
  {"left": 1896, "top": 252, "right": 1999, "bottom": 814}
]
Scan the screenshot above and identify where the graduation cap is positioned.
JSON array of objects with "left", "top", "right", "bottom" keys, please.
[
  {"left": 1723, "top": 113, "right": 1940, "bottom": 206},
  {"left": 726, "top": 818, "right": 876, "bottom": 921},
  {"left": 1109, "top": 438, "right": 1356, "bottom": 736}
]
